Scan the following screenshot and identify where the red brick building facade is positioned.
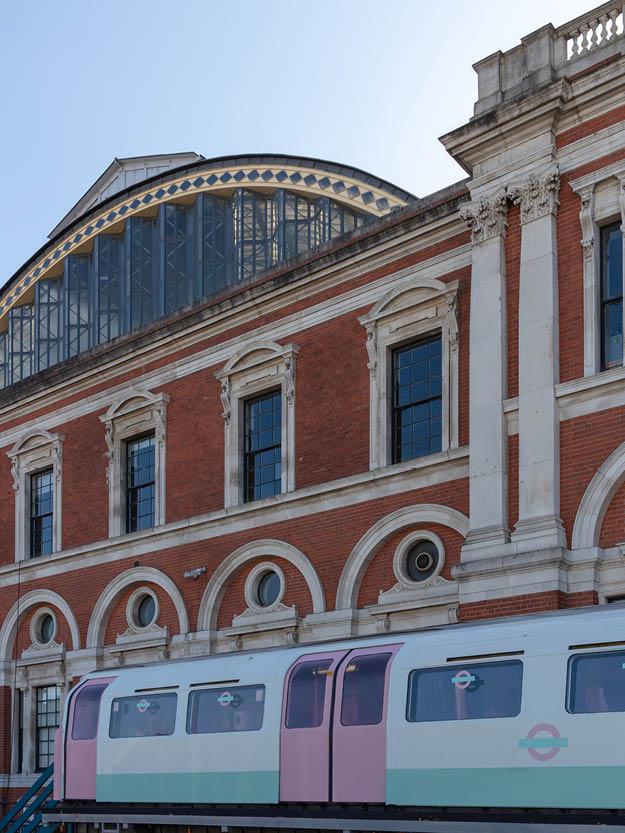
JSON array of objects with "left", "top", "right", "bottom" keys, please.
[{"left": 2, "top": 0, "right": 625, "bottom": 801}]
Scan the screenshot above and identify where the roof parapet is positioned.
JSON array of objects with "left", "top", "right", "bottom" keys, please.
[{"left": 473, "top": 1, "right": 624, "bottom": 116}]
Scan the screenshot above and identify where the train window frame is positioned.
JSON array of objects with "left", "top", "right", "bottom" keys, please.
[
  {"left": 405, "top": 659, "right": 524, "bottom": 723},
  {"left": 340, "top": 652, "right": 392, "bottom": 728},
  {"left": 108, "top": 692, "right": 178, "bottom": 739},
  {"left": 186, "top": 684, "right": 266, "bottom": 735},
  {"left": 285, "top": 659, "right": 332, "bottom": 729},
  {"left": 71, "top": 683, "right": 108, "bottom": 741},
  {"left": 566, "top": 649, "right": 625, "bottom": 715}
]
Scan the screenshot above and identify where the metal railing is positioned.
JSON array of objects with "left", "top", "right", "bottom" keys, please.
[{"left": 0, "top": 767, "right": 57, "bottom": 833}]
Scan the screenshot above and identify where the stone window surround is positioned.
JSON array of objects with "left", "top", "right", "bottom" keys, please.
[
  {"left": 392, "top": 529, "right": 445, "bottom": 588},
  {"left": 244, "top": 561, "right": 286, "bottom": 614},
  {"left": 100, "top": 389, "right": 169, "bottom": 538},
  {"left": 29, "top": 607, "right": 58, "bottom": 648},
  {"left": 8, "top": 431, "right": 63, "bottom": 563},
  {"left": 126, "top": 586, "right": 160, "bottom": 631},
  {"left": 11, "top": 666, "right": 66, "bottom": 776},
  {"left": 215, "top": 340, "right": 299, "bottom": 509},
  {"left": 358, "top": 276, "right": 459, "bottom": 471},
  {"left": 570, "top": 163, "right": 625, "bottom": 377}
]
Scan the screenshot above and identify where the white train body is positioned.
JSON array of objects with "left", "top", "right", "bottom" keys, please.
[{"left": 54, "top": 605, "right": 625, "bottom": 810}]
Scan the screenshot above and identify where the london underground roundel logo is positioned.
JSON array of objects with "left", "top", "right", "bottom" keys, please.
[
  {"left": 518, "top": 723, "right": 569, "bottom": 761},
  {"left": 218, "top": 691, "right": 234, "bottom": 706},
  {"left": 451, "top": 669, "right": 476, "bottom": 690}
]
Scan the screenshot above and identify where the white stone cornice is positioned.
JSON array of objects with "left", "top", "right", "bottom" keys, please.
[
  {"left": 508, "top": 170, "right": 561, "bottom": 223},
  {"left": 459, "top": 192, "right": 508, "bottom": 243}
]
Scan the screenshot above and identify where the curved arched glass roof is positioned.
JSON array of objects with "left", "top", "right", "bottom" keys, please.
[{"left": 0, "top": 154, "right": 416, "bottom": 390}]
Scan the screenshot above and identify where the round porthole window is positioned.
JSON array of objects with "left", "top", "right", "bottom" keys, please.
[
  {"left": 256, "top": 570, "right": 281, "bottom": 608},
  {"left": 244, "top": 562, "right": 286, "bottom": 613},
  {"left": 129, "top": 591, "right": 158, "bottom": 629},
  {"left": 405, "top": 540, "right": 440, "bottom": 582},
  {"left": 39, "top": 613, "right": 55, "bottom": 644},
  {"left": 31, "top": 609, "right": 57, "bottom": 647}
]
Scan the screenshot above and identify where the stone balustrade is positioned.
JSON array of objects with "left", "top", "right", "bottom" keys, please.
[{"left": 473, "top": 1, "right": 625, "bottom": 116}]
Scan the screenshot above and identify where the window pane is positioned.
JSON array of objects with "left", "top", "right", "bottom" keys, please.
[
  {"left": 392, "top": 335, "right": 442, "bottom": 463},
  {"left": 109, "top": 693, "right": 177, "bottom": 738},
  {"left": 36, "top": 685, "right": 60, "bottom": 770},
  {"left": 30, "top": 469, "right": 54, "bottom": 558},
  {"left": 72, "top": 684, "right": 108, "bottom": 740},
  {"left": 126, "top": 434, "right": 155, "bottom": 532},
  {"left": 341, "top": 653, "right": 390, "bottom": 726},
  {"left": 568, "top": 651, "right": 625, "bottom": 714},
  {"left": 187, "top": 685, "right": 265, "bottom": 734},
  {"left": 406, "top": 660, "right": 523, "bottom": 722},
  {"left": 601, "top": 224, "right": 624, "bottom": 368},
  {"left": 244, "top": 390, "right": 281, "bottom": 502},
  {"left": 285, "top": 660, "right": 331, "bottom": 729}
]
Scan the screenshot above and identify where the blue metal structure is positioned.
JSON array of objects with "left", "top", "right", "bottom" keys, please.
[
  {"left": 0, "top": 188, "right": 370, "bottom": 391},
  {"left": 0, "top": 766, "right": 58, "bottom": 833}
]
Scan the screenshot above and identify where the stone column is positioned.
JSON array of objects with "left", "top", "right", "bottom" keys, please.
[
  {"left": 460, "top": 192, "right": 510, "bottom": 560},
  {"left": 510, "top": 170, "right": 566, "bottom": 550}
]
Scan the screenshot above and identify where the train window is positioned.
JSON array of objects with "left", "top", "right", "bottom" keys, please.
[
  {"left": 109, "top": 693, "right": 177, "bottom": 738},
  {"left": 406, "top": 660, "right": 523, "bottom": 722},
  {"left": 187, "top": 685, "right": 265, "bottom": 734},
  {"left": 567, "top": 650, "right": 625, "bottom": 713},
  {"left": 285, "top": 660, "right": 332, "bottom": 728},
  {"left": 341, "top": 653, "right": 391, "bottom": 727},
  {"left": 71, "top": 684, "right": 108, "bottom": 740}
]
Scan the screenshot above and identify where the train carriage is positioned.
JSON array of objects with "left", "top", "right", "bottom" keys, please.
[{"left": 53, "top": 605, "right": 625, "bottom": 814}]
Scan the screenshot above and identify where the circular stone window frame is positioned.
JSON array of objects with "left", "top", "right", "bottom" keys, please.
[
  {"left": 30, "top": 606, "right": 58, "bottom": 647},
  {"left": 126, "top": 587, "right": 160, "bottom": 632},
  {"left": 244, "top": 562, "right": 286, "bottom": 614},
  {"left": 393, "top": 530, "right": 445, "bottom": 588}
]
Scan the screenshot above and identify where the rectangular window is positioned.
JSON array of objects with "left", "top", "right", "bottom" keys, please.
[
  {"left": 126, "top": 434, "right": 155, "bottom": 533},
  {"left": 8, "top": 304, "right": 34, "bottom": 385},
  {"left": 244, "top": 390, "right": 281, "bottom": 502},
  {"left": 187, "top": 685, "right": 265, "bottom": 734},
  {"left": 128, "top": 217, "right": 159, "bottom": 330},
  {"left": 66, "top": 254, "right": 92, "bottom": 358},
  {"left": 341, "top": 653, "right": 390, "bottom": 727},
  {"left": 30, "top": 469, "right": 54, "bottom": 558},
  {"left": 200, "top": 194, "right": 229, "bottom": 298},
  {"left": 601, "top": 223, "right": 623, "bottom": 369},
  {"left": 71, "top": 684, "right": 108, "bottom": 740},
  {"left": 163, "top": 204, "right": 194, "bottom": 314},
  {"left": 567, "top": 650, "right": 625, "bottom": 714},
  {"left": 406, "top": 660, "right": 523, "bottom": 723},
  {"left": 96, "top": 233, "right": 124, "bottom": 344},
  {"left": 36, "top": 278, "right": 63, "bottom": 372},
  {"left": 36, "top": 685, "right": 60, "bottom": 770},
  {"left": 285, "top": 659, "right": 332, "bottom": 729},
  {"left": 109, "top": 693, "right": 177, "bottom": 738},
  {"left": 392, "top": 334, "right": 442, "bottom": 464}
]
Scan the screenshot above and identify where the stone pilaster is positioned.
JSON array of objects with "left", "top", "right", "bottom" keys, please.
[
  {"left": 459, "top": 191, "right": 510, "bottom": 560},
  {"left": 509, "top": 170, "right": 566, "bottom": 551}
]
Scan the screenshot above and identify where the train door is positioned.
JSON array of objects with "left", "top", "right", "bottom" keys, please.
[
  {"left": 332, "top": 645, "right": 399, "bottom": 803},
  {"left": 280, "top": 651, "right": 348, "bottom": 801},
  {"left": 64, "top": 677, "right": 114, "bottom": 799}
]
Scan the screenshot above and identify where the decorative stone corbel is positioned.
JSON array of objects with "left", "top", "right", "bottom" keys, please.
[
  {"left": 579, "top": 185, "right": 595, "bottom": 260},
  {"left": 219, "top": 378, "right": 231, "bottom": 427},
  {"left": 364, "top": 323, "right": 378, "bottom": 379}
]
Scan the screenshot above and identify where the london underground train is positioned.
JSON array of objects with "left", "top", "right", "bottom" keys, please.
[{"left": 53, "top": 605, "right": 625, "bottom": 813}]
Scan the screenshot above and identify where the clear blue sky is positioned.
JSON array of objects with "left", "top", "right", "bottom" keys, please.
[{"left": 0, "top": 0, "right": 593, "bottom": 280}]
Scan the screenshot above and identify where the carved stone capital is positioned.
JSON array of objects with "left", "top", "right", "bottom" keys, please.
[
  {"left": 459, "top": 191, "right": 508, "bottom": 244},
  {"left": 509, "top": 171, "right": 560, "bottom": 224}
]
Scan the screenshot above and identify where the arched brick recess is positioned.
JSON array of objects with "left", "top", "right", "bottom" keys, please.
[
  {"left": 86, "top": 566, "right": 189, "bottom": 649},
  {"left": 336, "top": 504, "right": 469, "bottom": 610},
  {"left": 357, "top": 523, "right": 463, "bottom": 608},
  {"left": 103, "top": 582, "right": 181, "bottom": 645},
  {"left": 599, "top": 479, "right": 625, "bottom": 549},
  {"left": 217, "top": 556, "right": 313, "bottom": 629},
  {"left": 0, "top": 590, "right": 81, "bottom": 661},
  {"left": 15, "top": 604, "right": 72, "bottom": 655}
]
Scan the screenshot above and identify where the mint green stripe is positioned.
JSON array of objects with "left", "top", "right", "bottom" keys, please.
[
  {"left": 518, "top": 737, "right": 569, "bottom": 749},
  {"left": 97, "top": 771, "right": 278, "bottom": 804},
  {"left": 387, "top": 767, "right": 625, "bottom": 809}
]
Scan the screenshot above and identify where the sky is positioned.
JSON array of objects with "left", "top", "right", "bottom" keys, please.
[{"left": 0, "top": 0, "right": 595, "bottom": 280}]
